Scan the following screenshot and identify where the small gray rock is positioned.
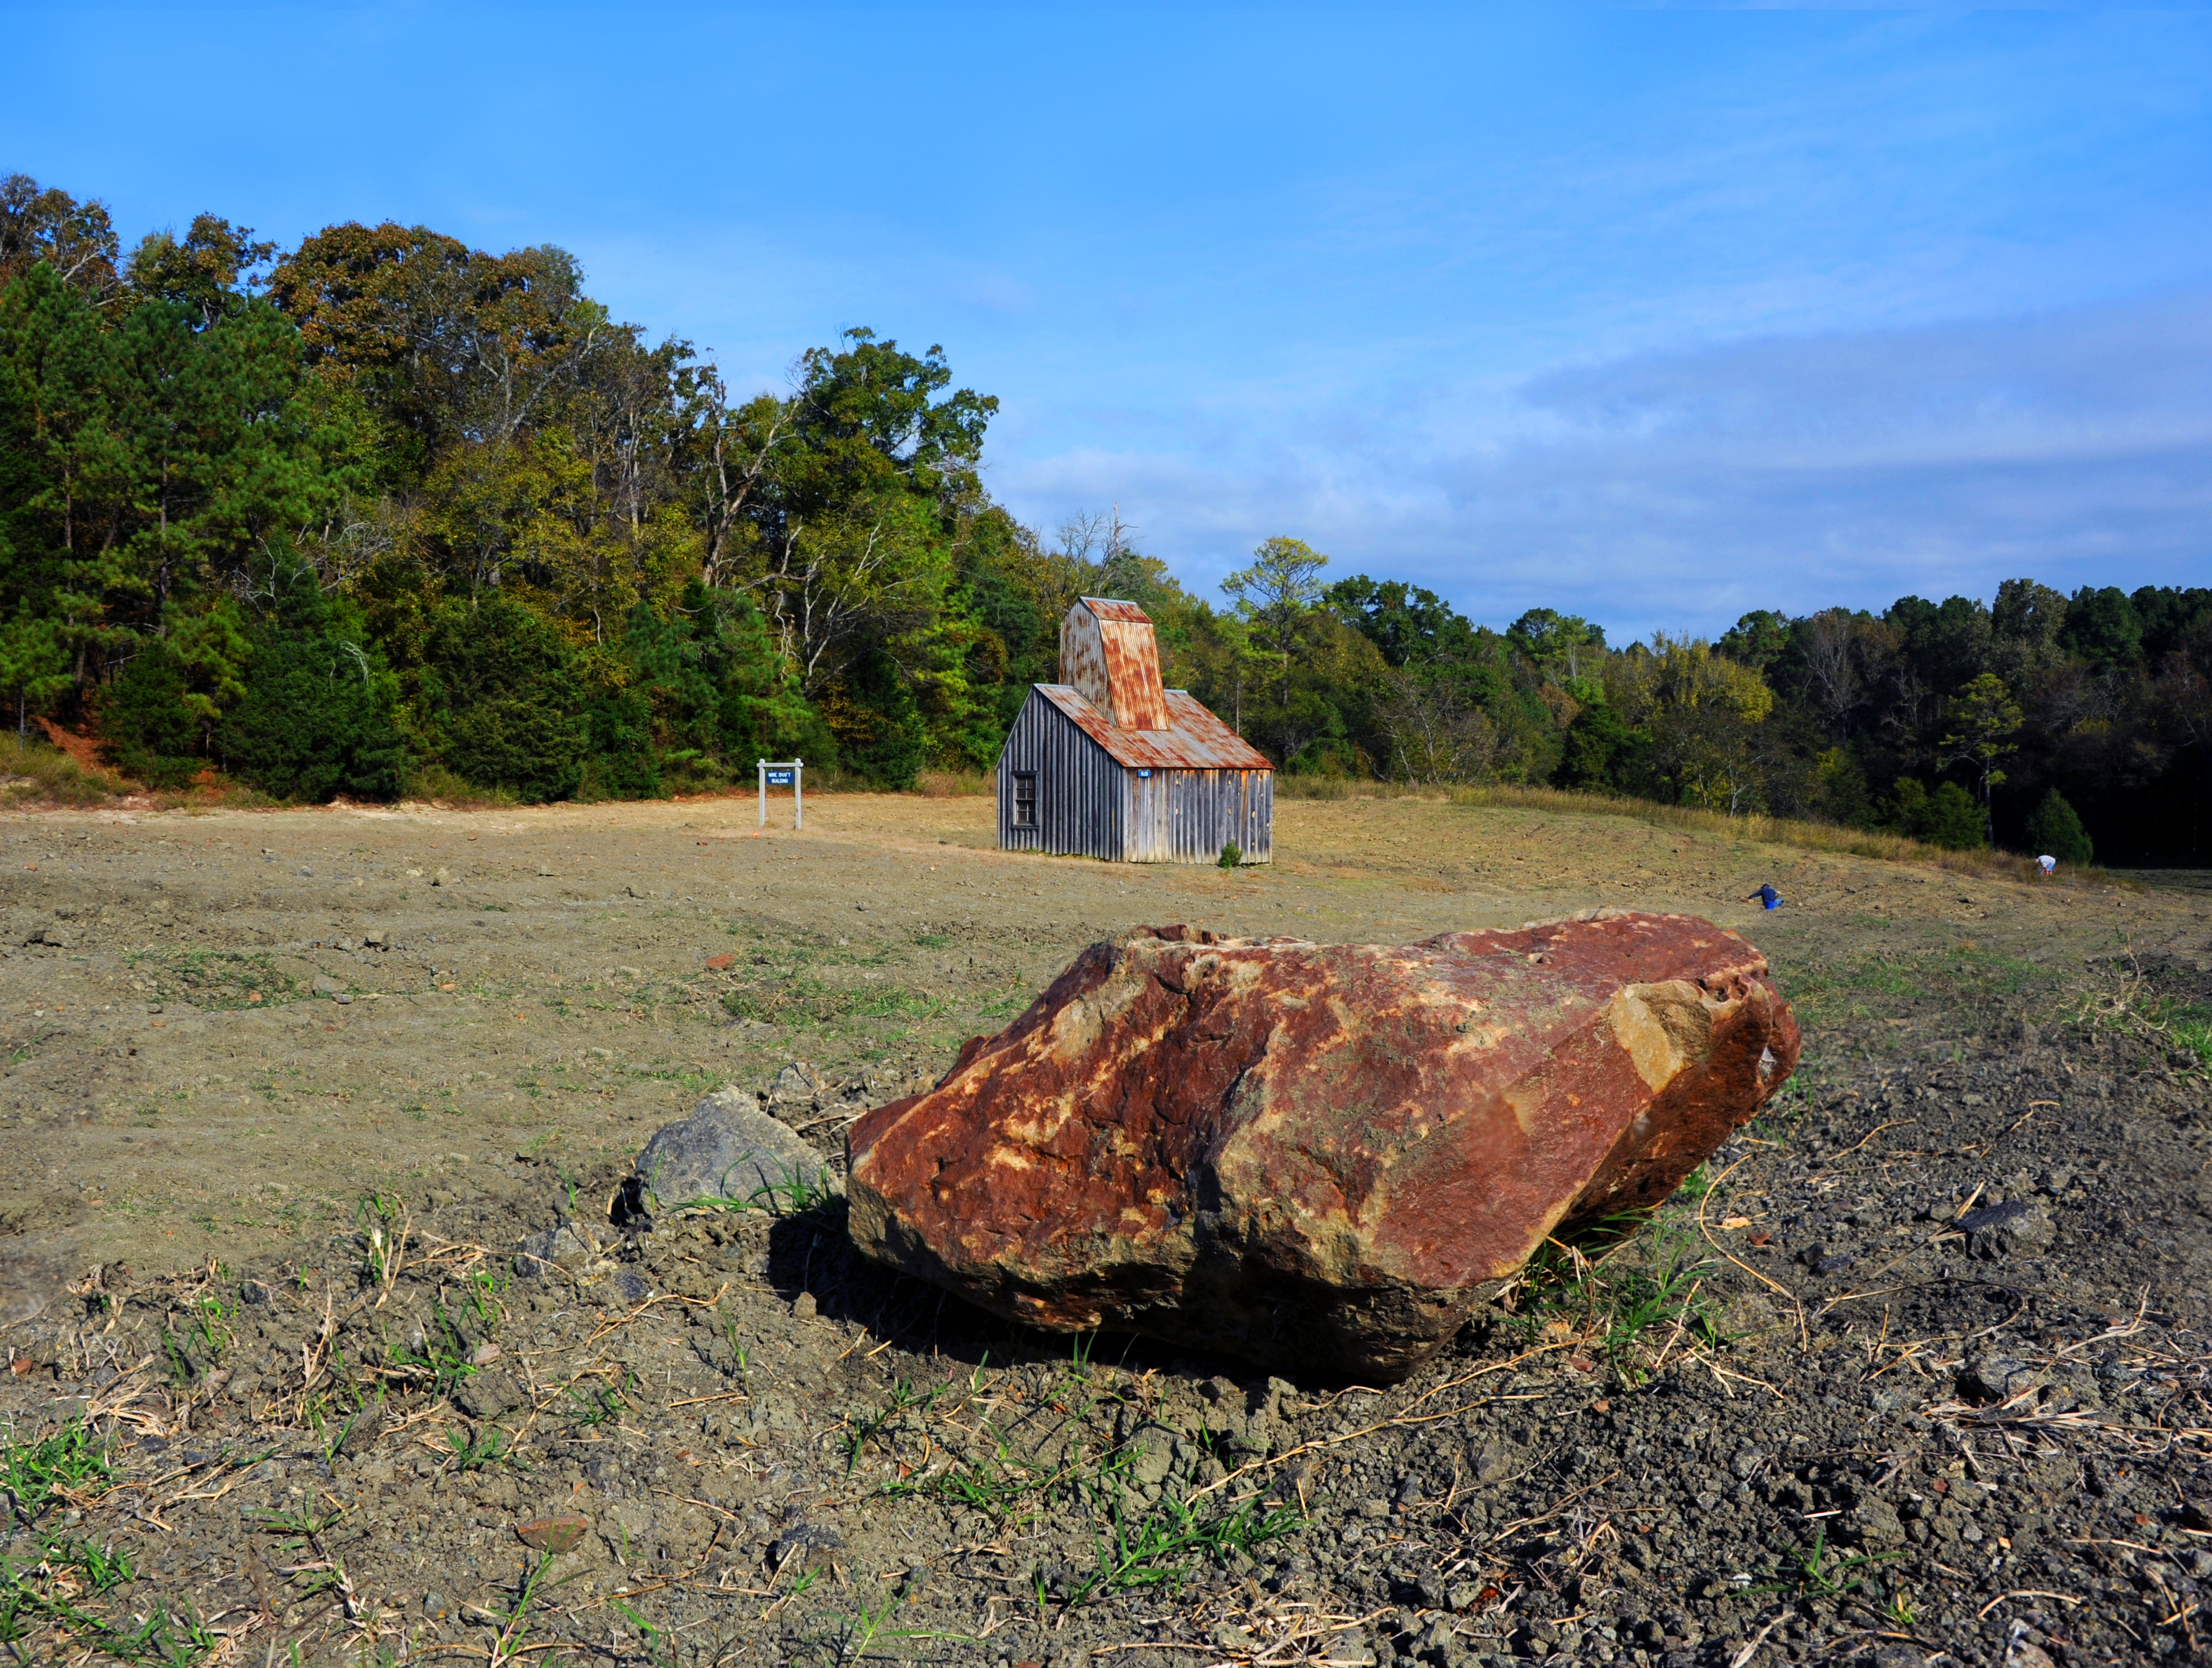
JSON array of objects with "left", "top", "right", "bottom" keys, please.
[
  {"left": 767, "top": 1061, "right": 820, "bottom": 1104},
  {"left": 1847, "top": 1496, "right": 1907, "bottom": 1548},
  {"left": 310, "top": 975, "right": 342, "bottom": 996},
  {"left": 1958, "top": 1199, "right": 2055, "bottom": 1260},
  {"left": 1322, "top": 1630, "right": 1377, "bottom": 1668},
  {"left": 1127, "top": 1427, "right": 1175, "bottom": 1488},
  {"left": 771, "top": 1522, "right": 844, "bottom": 1568},
  {"left": 634, "top": 1088, "right": 832, "bottom": 1209},
  {"left": 515, "top": 1224, "right": 593, "bottom": 1278},
  {"left": 455, "top": 1368, "right": 521, "bottom": 1419},
  {"left": 1962, "top": 1353, "right": 2041, "bottom": 1404},
  {"left": 0, "top": 1246, "right": 67, "bottom": 1325},
  {"left": 335, "top": 1402, "right": 385, "bottom": 1455}
]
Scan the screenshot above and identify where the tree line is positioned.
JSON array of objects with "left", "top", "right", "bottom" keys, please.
[{"left": 2, "top": 174, "right": 2205, "bottom": 862}]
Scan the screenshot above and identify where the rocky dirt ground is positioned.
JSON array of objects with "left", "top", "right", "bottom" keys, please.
[{"left": 0, "top": 792, "right": 2207, "bottom": 1667}]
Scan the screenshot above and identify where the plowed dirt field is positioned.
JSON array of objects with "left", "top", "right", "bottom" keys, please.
[{"left": 0, "top": 793, "right": 2206, "bottom": 1667}]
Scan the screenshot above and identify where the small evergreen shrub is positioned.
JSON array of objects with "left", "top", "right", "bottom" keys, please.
[
  {"left": 829, "top": 650, "right": 924, "bottom": 790},
  {"left": 218, "top": 570, "right": 407, "bottom": 801},
  {"left": 99, "top": 644, "right": 203, "bottom": 788},
  {"left": 1888, "top": 778, "right": 1986, "bottom": 849},
  {"left": 1813, "top": 747, "right": 1876, "bottom": 829},
  {"left": 580, "top": 684, "right": 660, "bottom": 800},
  {"left": 1286, "top": 737, "right": 1357, "bottom": 778},
  {"left": 1557, "top": 701, "right": 1630, "bottom": 792},
  {"left": 420, "top": 597, "right": 589, "bottom": 803},
  {"left": 2022, "top": 787, "right": 2093, "bottom": 866},
  {"left": 1219, "top": 840, "right": 1243, "bottom": 868}
]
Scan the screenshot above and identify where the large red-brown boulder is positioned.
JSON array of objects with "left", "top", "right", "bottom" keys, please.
[{"left": 846, "top": 912, "right": 1799, "bottom": 1380}]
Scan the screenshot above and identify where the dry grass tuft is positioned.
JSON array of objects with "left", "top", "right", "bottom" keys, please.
[
  {"left": 912, "top": 768, "right": 994, "bottom": 797},
  {"left": 398, "top": 762, "right": 522, "bottom": 811},
  {"left": 0, "top": 732, "right": 134, "bottom": 807}
]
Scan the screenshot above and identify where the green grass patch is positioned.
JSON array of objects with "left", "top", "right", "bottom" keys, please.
[
  {"left": 0, "top": 1421, "right": 217, "bottom": 1665},
  {"left": 2, "top": 1417, "right": 114, "bottom": 1522},
  {"left": 124, "top": 948, "right": 302, "bottom": 1011},
  {"left": 1505, "top": 1214, "right": 1726, "bottom": 1380},
  {"left": 2071, "top": 950, "right": 2212, "bottom": 1073},
  {"left": 721, "top": 977, "right": 946, "bottom": 1030},
  {"left": 444, "top": 1422, "right": 514, "bottom": 1472},
  {"left": 1750, "top": 1524, "right": 1901, "bottom": 1598},
  {"left": 826, "top": 1340, "right": 1306, "bottom": 1617},
  {"left": 2170, "top": 1014, "right": 2212, "bottom": 1068},
  {"left": 1783, "top": 940, "right": 2056, "bottom": 1032},
  {"left": 1069, "top": 1491, "right": 1301, "bottom": 1604}
]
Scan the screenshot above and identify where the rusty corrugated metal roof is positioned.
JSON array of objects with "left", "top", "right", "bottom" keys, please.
[
  {"left": 1034, "top": 684, "right": 1274, "bottom": 771},
  {"left": 1059, "top": 597, "right": 1168, "bottom": 730},
  {"left": 1080, "top": 597, "right": 1153, "bottom": 624},
  {"left": 1095, "top": 614, "right": 1168, "bottom": 730}
]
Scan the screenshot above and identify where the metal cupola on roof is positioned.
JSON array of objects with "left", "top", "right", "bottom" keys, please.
[
  {"left": 1059, "top": 596, "right": 1170, "bottom": 731},
  {"left": 995, "top": 599, "right": 1274, "bottom": 863}
]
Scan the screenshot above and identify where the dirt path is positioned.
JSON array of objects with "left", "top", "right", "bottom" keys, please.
[{"left": 1, "top": 793, "right": 2206, "bottom": 1667}]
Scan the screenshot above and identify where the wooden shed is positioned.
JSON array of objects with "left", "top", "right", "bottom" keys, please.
[{"left": 996, "top": 598, "right": 1274, "bottom": 863}]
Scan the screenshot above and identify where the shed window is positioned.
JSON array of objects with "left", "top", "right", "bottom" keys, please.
[{"left": 1012, "top": 773, "right": 1038, "bottom": 828}]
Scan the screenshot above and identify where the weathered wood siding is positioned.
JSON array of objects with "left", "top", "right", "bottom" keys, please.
[
  {"left": 996, "top": 691, "right": 1274, "bottom": 863},
  {"left": 997, "top": 690, "right": 1122, "bottom": 859},
  {"left": 1127, "top": 768, "right": 1272, "bottom": 863}
]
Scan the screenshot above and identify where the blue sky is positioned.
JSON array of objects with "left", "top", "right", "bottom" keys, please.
[{"left": 6, "top": 5, "right": 2208, "bottom": 641}]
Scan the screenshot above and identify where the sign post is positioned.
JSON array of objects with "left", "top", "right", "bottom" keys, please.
[{"left": 757, "top": 759, "right": 804, "bottom": 829}]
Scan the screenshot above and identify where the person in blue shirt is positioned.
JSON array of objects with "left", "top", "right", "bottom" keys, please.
[{"left": 1744, "top": 883, "right": 1782, "bottom": 910}]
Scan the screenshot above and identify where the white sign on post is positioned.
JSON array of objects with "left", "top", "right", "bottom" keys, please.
[{"left": 757, "top": 759, "right": 804, "bottom": 829}]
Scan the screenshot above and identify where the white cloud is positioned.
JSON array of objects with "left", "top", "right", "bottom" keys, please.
[{"left": 995, "top": 287, "right": 2212, "bottom": 637}]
